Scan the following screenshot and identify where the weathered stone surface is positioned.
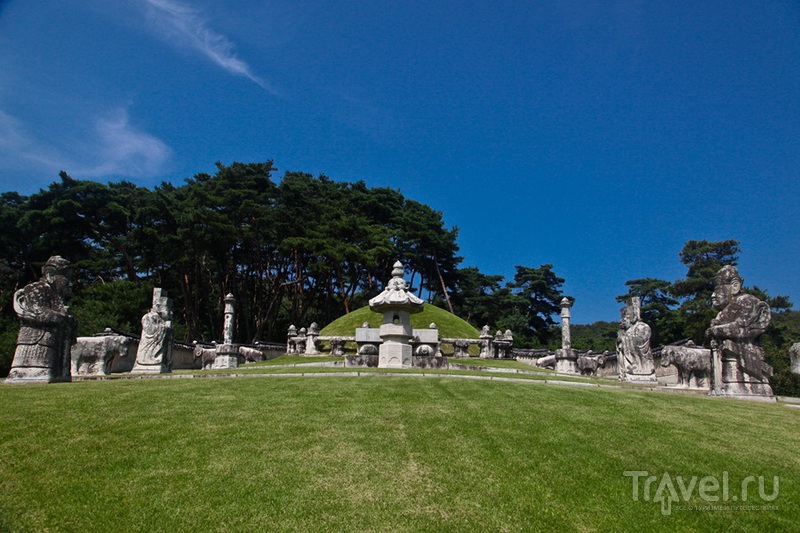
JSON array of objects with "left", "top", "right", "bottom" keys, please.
[
  {"left": 617, "top": 297, "right": 656, "bottom": 383},
  {"left": 369, "top": 261, "right": 423, "bottom": 369},
  {"left": 7, "top": 256, "right": 75, "bottom": 383},
  {"left": 223, "top": 293, "right": 236, "bottom": 345},
  {"left": 536, "top": 354, "right": 556, "bottom": 369},
  {"left": 706, "top": 266, "right": 773, "bottom": 397},
  {"left": 358, "top": 343, "right": 378, "bottom": 356},
  {"left": 328, "top": 338, "right": 346, "bottom": 357},
  {"left": 72, "top": 334, "right": 137, "bottom": 376},
  {"left": 413, "top": 355, "right": 449, "bottom": 369},
  {"left": 193, "top": 343, "right": 217, "bottom": 370},
  {"left": 344, "top": 354, "right": 378, "bottom": 367},
  {"left": 560, "top": 297, "right": 573, "bottom": 350},
  {"left": 212, "top": 344, "right": 239, "bottom": 369},
  {"left": 239, "top": 346, "right": 264, "bottom": 363},
  {"left": 304, "top": 322, "right": 320, "bottom": 355},
  {"left": 492, "top": 330, "right": 513, "bottom": 359},
  {"left": 415, "top": 344, "right": 435, "bottom": 356},
  {"left": 660, "top": 342, "right": 711, "bottom": 389},
  {"left": 452, "top": 339, "right": 470, "bottom": 358},
  {"left": 576, "top": 354, "right": 605, "bottom": 376},
  {"left": 131, "top": 288, "right": 173, "bottom": 374},
  {"left": 368, "top": 261, "right": 424, "bottom": 312},
  {"left": 790, "top": 343, "right": 800, "bottom": 375}
]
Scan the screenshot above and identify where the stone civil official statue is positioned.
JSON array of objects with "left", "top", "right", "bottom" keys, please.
[
  {"left": 705, "top": 265, "right": 773, "bottom": 397},
  {"left": 7, "top": 256, "right": 76, "bottom": 383}
]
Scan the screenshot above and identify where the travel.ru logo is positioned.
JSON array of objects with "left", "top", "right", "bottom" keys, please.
[{"left": 623, "top": 471, "right": 779, "bottom": 516}]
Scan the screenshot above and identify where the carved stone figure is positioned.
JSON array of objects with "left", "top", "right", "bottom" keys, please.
[
  {"left": 660, "top": 343, "right": 711, "bottom": 388},
  {"left": 131, "top": 288, "right": 173, "bottom": 374},
  {"left": 705, "top": 266, "right": 773, "bottom": 397},
  {"left": 72, "top": 334, "right": 137, "bottom": 376},
  {"left": 7, "top": 256, "right": 76, "bottom": 383},
  {"left": 577, "top": 354, "right": 605, "bottom": 376},
  {"left": 239, "top": 346, "right": 264, "bottom": 363},
  {"left": 329, "top": 338, "right": 346, "bottom": 357},
  {"left": 616, "top": 297, "right": 656, "bottom": 383},
  {"left": 452, "top": 339, "right": 470, "bottom": 358},
  {"left": 415, "top": 344, "right": 434, "bottom": 356},
  {"left": 790, "top": 343, "right": 800, "bottom": 375},
  {"left": 536, "top": 354, "right": 556, "bottom": 369},
  {"left": 193, "top": 343, "right": 217, "bottom": 370}
]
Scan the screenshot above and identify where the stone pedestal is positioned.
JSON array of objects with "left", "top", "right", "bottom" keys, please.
[
  {"left": 555, "top": 348, "right": 578, "bottom": 373},
  {"left": 378, "top": 320, "right": 414, "bottom": 369},
  {"left": 213, "top": 344, "right": 239, "bottom": 369}
]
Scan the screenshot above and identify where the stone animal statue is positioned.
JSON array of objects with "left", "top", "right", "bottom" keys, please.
[
  {"left": 660, "top": 343, "right": 712, "bottom": 389},
  {"left": 536, "top": 354, "right": 556, "bottom": 369},
  {"left": 238, "top": 346, "right": 264, "bottom": 363},
  {"left": 576, "top": 354, "right": 605, "bottom": 376},
  {"left": 193, "top": 342, "right": 217, "bottom": 370}
]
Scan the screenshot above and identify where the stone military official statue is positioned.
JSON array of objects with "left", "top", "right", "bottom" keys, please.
[
  {"left": 705, "top": 265, "right": 773, "bottom": 397},
  {"left": 7, "top": 256, "right": 76, "bottom": 383}
]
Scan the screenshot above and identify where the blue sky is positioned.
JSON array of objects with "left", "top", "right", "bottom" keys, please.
[{"left": 1, "top": 0, "right": 798, "bottom": 324}]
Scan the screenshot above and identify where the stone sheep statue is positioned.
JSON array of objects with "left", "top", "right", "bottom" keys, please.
[
  {"left": 535, "top": 354, "right": 556, "bottom": 369},
  {"left": 576, "top": 354, "right": 605, "bottom": 376},
  {"left": 660, "top": 343, "right": 712, "bottom": 389},
  {"left": 238, "top": 346, "right": 264, "bottom": 363},
  {"left": 193, "top": 342, "right": 217, "bottom": 370}
]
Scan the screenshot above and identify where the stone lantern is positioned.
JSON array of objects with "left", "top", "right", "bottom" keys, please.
[{"left": 368, "top": 261, "right": 424, "bottom": 368}]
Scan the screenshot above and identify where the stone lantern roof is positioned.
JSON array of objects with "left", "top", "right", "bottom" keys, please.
[{"left": 368, "top": 261, "right": 424, "bottom": 313}]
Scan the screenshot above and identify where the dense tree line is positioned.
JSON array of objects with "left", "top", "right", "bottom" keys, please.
[
  {"left": 2, "top": 167, "right": 796, "bottom": 395},
  {"left": 0, "top": 162, "right": 569, "bottom": 375}
]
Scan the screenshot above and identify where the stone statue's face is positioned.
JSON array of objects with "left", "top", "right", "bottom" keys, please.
[
  {"left": 711, "top": 283, "right": 734, "bottom": 310},
  {"left": 48, "top": 272, "right": 72, "bottom": 299}
]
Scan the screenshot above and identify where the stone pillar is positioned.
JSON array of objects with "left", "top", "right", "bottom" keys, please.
[
  {"left": 560, "top": 297, "right": 572, "bottom": 351},
  {"left": 213, "top": 293, "right": 238, "bottom": 369},
  {"left": 223, "top": 293, "right": 235, "bottom": 345},
  {"left": 555, "top": 298, "right": 578, "bottom": 373},
  {"left": 304, "top": 323, "right": 320, "bottom": 355}
]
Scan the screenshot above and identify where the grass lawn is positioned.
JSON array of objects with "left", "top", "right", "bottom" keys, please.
[{"left": 1, "top": 376, "right": 798, "bottom": 531}]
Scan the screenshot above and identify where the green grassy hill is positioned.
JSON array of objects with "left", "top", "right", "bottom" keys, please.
[
  {"left": 320, "top": 304, "right": 480, "bottom": 339},
  {"left": 0, "top": 374, "right": 797, "bottom": 531}
]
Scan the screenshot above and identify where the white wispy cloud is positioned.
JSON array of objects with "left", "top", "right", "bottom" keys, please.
[
  {"left": 77, "top": 107, "right": 173, "bottom": 178},
  {"left": 143, "top": 0, "right": 275, "bottom": 93},
  {"left": 0, "top": 106, "right": 172, "bottom": 181}
]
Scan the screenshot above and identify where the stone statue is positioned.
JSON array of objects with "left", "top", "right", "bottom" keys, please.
[
  {"left": 789, "top": 342, "right": 800, "bottom": 375},
  {"left": 705, "top": 266, "right": 773, "bottom": 397},
  {"left": 7, "top": 256, "right": 76, "bottom": 383},
  {"left": 617, "top": 297, "right": 656, "bottom": 382},
  {"left": 131, "top": 288, "right": 173, "bottom": 373},
  {"left": 660, "top": 343, "right": 711, "bottom": 389}
]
